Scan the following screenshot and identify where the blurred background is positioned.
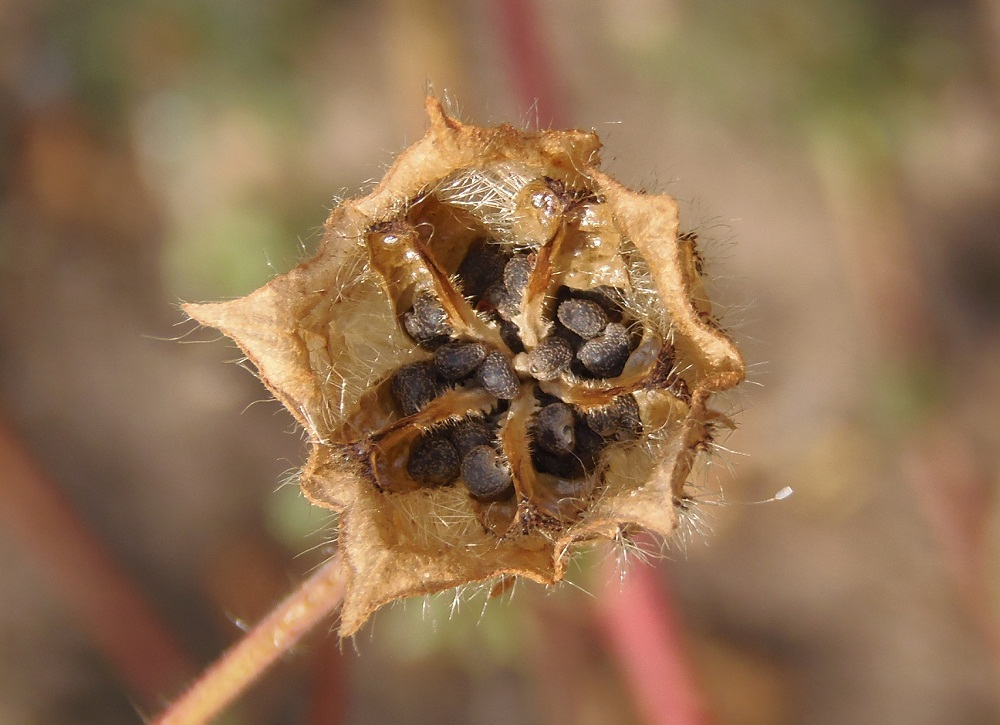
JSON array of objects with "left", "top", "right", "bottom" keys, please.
[{"left": 1, "top": 0, "right": 999, "bottom": 723}]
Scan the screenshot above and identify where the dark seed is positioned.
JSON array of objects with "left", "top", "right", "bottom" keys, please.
[
  {"left": 434, "top": 341, "right": 487, "bottom": 380},
  {"left": 532, "top": 448, "right": 584, "bottom": 479},
  {"left": 457, "top": 240, "right": 508, "bottom": 300},
  {"left": 584, "top": 394, "right": 642, "bottom": 441},
  {"left": 448, "top": 417, "right": 494, "bottom": 457},
  {"left": 557, "top": 298, "right": 608, "bottom": 339},
  {"left": 498, "top": 318, "right": 525, "bottom": 353},
  {"left": 573, "top": 420, "right": 608, "bottom": 470},
  {"left": 503, "top": 254, "right": 532, "bottom": 303},
  {"left": 533, "top": 402, "right": 576, "bottom": 455},
  {"left": 477, "top": 351, "right": 520, "bottom": 399},
  {"left": 577, "top": 322, "right": 630, "bottom": 378},
  {"left": 526, "top": 336, "right": 573, "bottom": 379},
  {"left": 407, "top": 435, "right": 460, "bottom": 486},
  {"left": 403, "top": 291, "right": 453, "bottom": 349},
  {"left": 461, "top": 445, "right": 514, "bottom": 501},
  {"left": 390, "top": 362, "right": 439, "bottom": 416}
]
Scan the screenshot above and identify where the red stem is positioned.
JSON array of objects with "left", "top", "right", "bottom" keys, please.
[
  {"left": 595, "top": 556, "right": 711, "bottom": 725},
  {"left": 0, "top": 416, "right": 195, "bottom": 708},
  {"left": 495, "top": 0, "right": 567, "bottom": 127}
]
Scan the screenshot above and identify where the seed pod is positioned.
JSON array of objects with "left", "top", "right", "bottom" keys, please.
[
  {"left": 557, "top": 298, "right": 608, "bottom": 339},
  {"left": 476, "top": 350, "right": 519, "bottom": 399},
  {"left": 434, "top": 341, "right": 487, "bottom": 380},
  {"left": 461, "top": 445, "right": 513, "bottom": 501},
  {"left": 585, "top": 394, "right": 642, "bottom": 441},
  {"left": 407, "top": 435, "right": 460, "bottom": 486},
  {"left": 390, "top": 362, "right": 439, "bottom": 416},
  {"left": 448, "top": 417, "right": 494, "bottom": 457},
  {"left": 533, "top": 402, "right": 576, "bottom": 455},
  {"left": 185, "top": 98, "right": 747, "bottom": 637},
  {"left": 403, "top": 291, "right": 453, "bottom": 349},
  {"left": 526, "top": 335, "right": 573, "bottom": 379},
  {"left": 577, "top": 322, "right": 631, "bottom": 378}
]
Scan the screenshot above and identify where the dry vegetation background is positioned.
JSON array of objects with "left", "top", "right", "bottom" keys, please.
[{"left": 1, "top": 1, "right": 1000, "bottom": 723}]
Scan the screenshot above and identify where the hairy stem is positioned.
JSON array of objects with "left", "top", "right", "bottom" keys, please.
[{"left": 152, "top": 553, "right": 346, "bottom": 725}]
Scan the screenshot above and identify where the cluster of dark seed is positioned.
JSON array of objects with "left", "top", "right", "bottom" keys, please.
[
  {"left": 530, "top": 392, "right": 642, "bottom": 479},
  {"left": 457, "top": 239, "right": 531, "bottom": 353},
  {"left": 528, "top": 287, "right": 636, "bottom": 380},
  {"left": 384, "top": 226, "right": 645, "bottom": 504},
  {"left": 407, "top": 415, "right": 513, "bottom": 502},
  {"left": 394, "top": 290, "right": 519, "bottom": 413}
]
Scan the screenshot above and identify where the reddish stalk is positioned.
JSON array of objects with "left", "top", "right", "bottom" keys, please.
[
  {"left": 0, "top": 416, "right": 194, "bottom": 708},
  {"left": 495, "top": 0, "right": 566, "bottom": 127},
  {"left": 595, "top": 555, "right": 710, "bottom": 725},
  {"left": 152, "top": 553, "right": 346, "bottom": 725}
]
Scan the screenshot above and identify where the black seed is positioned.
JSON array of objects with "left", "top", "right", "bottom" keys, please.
[
  {"left": 526, "top": 336, "right": 573, "bottom": 379},
  {"left": 577, "top": 322, "right": 630, "bottom": 378},
  {"left": 557, "top": 298, "right": 608, "bottom": 339},
  {"left": 498, "top": 318, "right": 525, "bottom": 353},
  {"left": 457, "top": 240, "right": 508, "bottom": 300},
  {"left": 503, "top": 255, "right": 532, "bottom": 303},
  {"left": 533, "top": 402, "right": 576, "bottom": 455},
  {"left": 461, "top": 445, "right": 514, "bottom": 501},
  {"left": 485, "top": 282, "right": 520, "bottom": 320},
  {"left": 574, "top": 286, "right": 625, "bottom": 320},
  {"left": 403, "top": 291, "right": 453, "bottom": 349},
  {"left": 532, "top": 448, "right": 584, "bottom": 479},
  {"left": 448, "top": 417, "right": 494, "bottom": 458},
  {"left": 434, "top": 341, "right": 487, "bottom": 380},
  {"left": 390, "top": 362, "right": 439, "bottom": 416},
  {"left": 573, "top": 420, "right": 608, "bottom": 470},
  {"left": 477, "top": 351, "right": 520, "bottom": 399},
  {"left": 584, "top": 394, "right": 642, "bottom": 441},
  {"left": 407, "top": 435, "right": 460, "bottom": 486}
]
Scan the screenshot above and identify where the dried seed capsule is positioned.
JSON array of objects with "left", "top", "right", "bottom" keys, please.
[
  {"left": 477, "top": 351, "right": 520, "bottom": 399},
  {"left": 503, "top": 254, "right": 532, "bottom": 303},
  {"left": 402, "top": 291, "right": 453, "bottom": 349},
  {"left": 448, "top": 417, "right": 494, "bottom": 457},
  {"left": 577, "top": 322, "right": 630, "bottom": 378},
  {"left": 526, "top": 335, "right": 573, "bottom": 379},
  {"left": 434, "top": 341, "right": 487, "bottom": 380},
  {"left": 584, "top": 394, "right": 642, "bottom": 441},
  {"left": 461, "top": 445, "right": 513, "bottom": 501},
  {"left": 533, "top": 402, "right": 576, "bottom": 455},
  {"left": 390, "top": 362, "right": 439, "bottom": 416},
  {"left": 557, "top": 298, "right": 608, "bottom": 340},
  {"left": 407, "top": 435, "right": 460, "bottom": 486}
]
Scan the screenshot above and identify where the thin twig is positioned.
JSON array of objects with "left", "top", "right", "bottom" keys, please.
[
  {"left": 152, "top": 553, "right": 346, "bottom": 725},
  {"left": 0, "top": 416, "right": 195, "bottom": 707}
]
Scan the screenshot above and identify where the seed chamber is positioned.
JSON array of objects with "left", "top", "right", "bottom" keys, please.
[{"left": 315, "top": 166, "right": 695, "bottom": 540}]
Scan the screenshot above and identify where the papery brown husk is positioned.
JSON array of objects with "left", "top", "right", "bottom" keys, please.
[{"left": 184, "top": 98, "right": 744, "bottom": 636}]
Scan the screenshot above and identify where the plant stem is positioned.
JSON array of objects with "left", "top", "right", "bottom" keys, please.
[
  {"left": 0, "top": 416, "right": 195, "bottom": 707},
  {"left": 596, "top": 554, "right": 709, "bottom": 725},
  {"left": 152, "top": 553, "right": 346, "bottom": 725}
]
